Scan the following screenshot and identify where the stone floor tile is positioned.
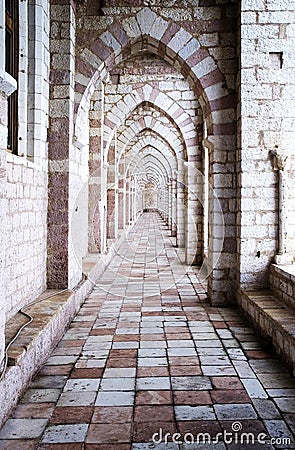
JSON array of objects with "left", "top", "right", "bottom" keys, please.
[
  {"left": 45, "top": 355, "right": 79, "bottom": 365},
  {"left": 95, "top": 391, "right": 135, "bottom": 406},
  {"left": 0, "top": 418, "right": 48, "bottom": 439},
  {"left": 138, "top": 358, "right": 168, "bottom": 367},
  {"left": 210, "top": 389, "right": 250, "bottom": 404},
  {"left": 241, "top": 378, "right": 268, "bottom": 399},
  {"left": 136, "top": 377, "right": 171, "bottom": 391},
  {"left": 220, "top": 418, "right": 268, "bottom": 435},
  {"left": 136, "top": 390, "right": 172, "bottom": 405},
  {"left": 183, "top": 444, "right": 227, "bottom": 450},
  {"left": 211, "top": 377, "right": 244, "bottom": 390},
  {"left": 283, "top": 414, "right": 295, "bottom": 434},
  {"left": 169, "top": 366, "right": 202, "bottom": 376},
  {"left": 57, "top": 391, "right": 96, "bottom": 407},
  {"left": 173, "top": 391, "right": 211, "bottom": 406},
  {"left": 249, "top": 359, "right": 288, "bottom": 373},
  {"left": 264, "top": 420, "right": 295, "bottom": 446},
  {"left": 41, "top": 424, "right": 88, "bottom": 443},
  {"left": 134, "top": 406, "right": 174, "bottom": 422},
  {"left": 167, "top": 348, "right": 197, "bottom": 357},
  {"left": 177, "top": 419, "right": 222, "bottom": 436},
  {"left": 168, "top": 357, "right": 200, "bottom": 366},
  {"left": 132, "top": 442, "right": 179, "bottom": 449},
  {"left": 70, "top": 368, "right": 103, "bottom": 379},
  {"left": 63, "top": 378, "right": 100, "bottom": 392},
  {"left": 76, "top": 358, "right": 106, "bottom": 368},
  {"left": 174, "top": 405, "right": 215, "bottom": 421},
  {"left": 20, "top": 389, "right": 61, "bottom": 404},
  {"left": 30, "top": 375, "right": 67, "bottom": 389},
  {"left": 92, "top": 406, "right": 133, "bottom": 423},
  {"left": 267, "top": 388, "right": 295, "bottom": 397},
  {"left": 107, "top": 358, "right": 137, "bottom": 368},
  {"left": 86, "top": 445, "right": 130, "bottom": 450},
  {"left": 257, "top": 374, "right": 295, "bottom": 389},
  {"left": 103, "top": 368, "right": 136, "bottom": 378},
  {"left": 86, "top": 423, "right": 131, "bottom": 443},
  {"left": 139, "top": 349, "right": 167, "bottom": 358},
  {"left": 132, "top": 421, "right": 177, "bottom": 443},
  {"left": 37, "top": 365, "right": 73, "bottom": 376},
  {"left": 252, "top": 399, "right": 282, "bottom": 419},
  {"left": 109, "top": 349, "right": 138, "bottom": 358},
  {"left": 197, "top": 348, "right": 227, "bottom": 357},
  {"left": 171, "top": 376, "right": 212, "bottom": 391},
  {"left": 112, "top": 342, "right": 139, "bottom": 349},
  {"left": 12, "top": 403, "right": 55, "bottom": 419},
  {"left": 100, "top": 377, "right": 135, "bottom": 391},
  {"left": 140, "top": 341, "right": 167, "bottom": 349},
  {"left": 50, "top": 407, "right": 94, "bottom": 425},
  {"left": 199, "top": 356, "right": 231, "bottom": 366},
  {"left": 0, "top": 441, "right": 38, "bottom": 450},
  {"left": 167, "top": 340, "right": 194, "bottom": 348},
  {"left": 273, "top": 397, "right": 295, "bottom": 413},
  {"left": 232, "top": 361, "right": 256, "bottom": 378},
  {"left": 214, "top": 403, "right": 258, "bottom": 420},
  {"left": 201, "top": 366, "right": 236, "bottom": 376},
  {"left": 137, "top": 367, "right": 169, "bottom": 377}
]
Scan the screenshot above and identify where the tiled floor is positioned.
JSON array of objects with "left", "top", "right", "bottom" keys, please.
[{"left": 0, "top": 212, "right": 295, "bottom": 449}]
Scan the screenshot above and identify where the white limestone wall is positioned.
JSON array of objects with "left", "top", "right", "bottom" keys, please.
[
  {"left": 5, "top": 156, "right": 47, "bottom": 319},
  {"left": 239, "top": 0, "right": 295, "bottom": 288}
]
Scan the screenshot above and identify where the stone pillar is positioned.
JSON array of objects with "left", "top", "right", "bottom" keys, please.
[
  {"left": 125, "top": 179, "right": 129, "bottom": 226},
  {"left": 171, "top": 178, "right": 177, "bottom": 237},
  {"left": 176, "top": 166, "right": 185, "bottom": 248},
  {"left": 185, "top": 162, "right": 199, "bottom": 265},
  {"left": 0, "top": 71, "right": 17, "bottom": 369},
  {"left": 272, "top": 150, "right": 292, "bottom": 265},
  {"left": 47, "top": 0, "right": 76, "bottom": 288},
  {"left": 168, "top": 180, "right": 172, "bottom": 231}
]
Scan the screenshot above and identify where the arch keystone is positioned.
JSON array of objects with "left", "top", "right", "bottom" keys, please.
[{"left": 136, "top": 7, "right": 158, "bottom": 35}]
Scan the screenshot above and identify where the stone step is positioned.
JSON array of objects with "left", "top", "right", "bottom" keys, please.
[{"left": 239, "top": 289, "right": 295, "bottom": 375}]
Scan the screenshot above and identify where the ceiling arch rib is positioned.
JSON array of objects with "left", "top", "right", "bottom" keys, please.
[
  {"left": 104, "top": 91, "right": 196, "bottom": 161},
  {"left": 75, "top": 7, "right": 234, "bottom": 145},
  {"left": 128, "top": 148, "right": 171, "bottom": 182},
  {"left": 123, "top": 133, "right": 177, "bottom": 174}
]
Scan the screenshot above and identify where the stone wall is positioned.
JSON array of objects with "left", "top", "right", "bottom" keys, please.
[
  {"left": 5, "top": 156, "right": 47, "bottom": 319},
  {"left": 238, "top": 0, "right": 295, "bottom": 289}
]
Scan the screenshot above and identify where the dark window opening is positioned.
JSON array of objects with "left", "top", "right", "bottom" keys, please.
[{"left": 5, "top": 0, "right": 18, "bottom": 154}]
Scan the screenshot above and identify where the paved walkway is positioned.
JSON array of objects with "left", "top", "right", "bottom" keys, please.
[{"left": 0, "top": 212, "right": 295, "bottom": 449}]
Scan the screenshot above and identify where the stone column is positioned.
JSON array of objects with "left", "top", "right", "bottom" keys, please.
[
  {"left": 168, "top": 180, "right": 172, "bottom": 231},
  {"left": 185, "top": 162, "right": 199, "bottom": 265},
  {"left": 124, "top": 179, "right": 129, "bottom": 225},
  {"left": 47, "top": 0, "right": 76, "bottom": 288},
  {"left": 171, "top": 178, "right": 177, "bottom": 237},
  {"left": 176, "top": 165, "right": 185, "bottom": 248},
  {"left": 272, "top": 150, "right": 292, "bottom": 265},
  {"left": 0, "top": 71, "right": 17, "bottom": 369}
]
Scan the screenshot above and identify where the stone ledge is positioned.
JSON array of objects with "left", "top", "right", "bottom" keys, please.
[
  {"left": 238, "top": 289, "right": 295, "bottom": 375},
  {"left": 5, "top": 290, "right": 73, "bottom": 367},
  {"left": 0, "top": 279, "right": 93, "bottom": 428},
  {"left": 270, "top": 263, "right": 295, "bottom": 309}
]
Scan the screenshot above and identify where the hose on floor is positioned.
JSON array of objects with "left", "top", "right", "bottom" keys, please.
[{"left": 0, "top": 277, "right": 87, "bottom": 382}]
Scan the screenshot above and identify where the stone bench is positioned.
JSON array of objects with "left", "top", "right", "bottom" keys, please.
[
  {"left": 0, "top": 281, "right": 93, "bottom": 427},
  {"left": 5, "top": 290, "right": 75, "bottom": 367},
  {"left": 238, "top": 289, "right": 295, "bottom": 375}
]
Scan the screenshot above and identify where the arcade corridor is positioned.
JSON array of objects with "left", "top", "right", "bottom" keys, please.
[{"left": 0, "top": 212, "right": 294, "bottom": 449}]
